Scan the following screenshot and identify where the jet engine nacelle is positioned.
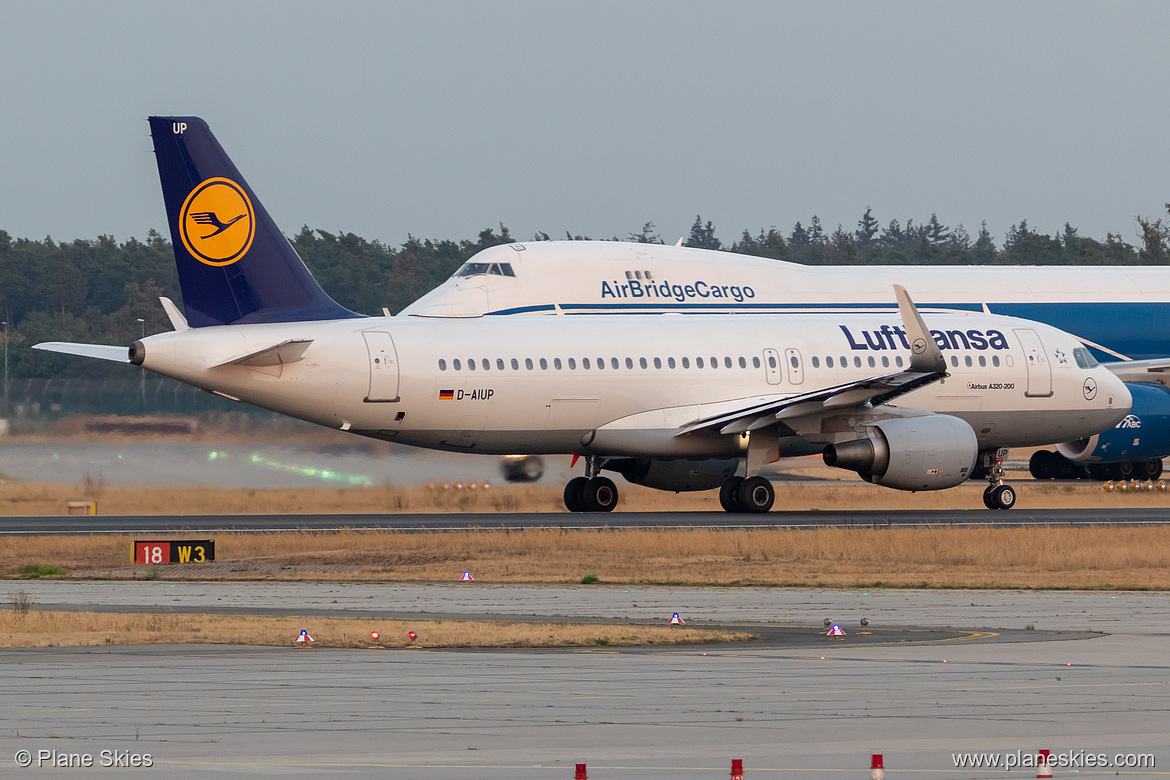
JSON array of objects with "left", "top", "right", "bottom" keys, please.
[
  {"left": 1056, "top": 382, "right": 1170, "bottom": 463},
  {"left": 607, "top": 458, "right": 740, "bottom": 492},
  {"left": 822, "top": 414, "right": 978, "bottom": 491}
]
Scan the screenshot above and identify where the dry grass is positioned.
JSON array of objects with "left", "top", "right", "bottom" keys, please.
[
  {"left": 5, "top": 526, "right": 1170, "bottom": 589},
  {"left": 3, "top": 478, "right": 1168, "bottom": 515},
  {"left": 0, "top": 610, "right": 749, "bottom": 649}
]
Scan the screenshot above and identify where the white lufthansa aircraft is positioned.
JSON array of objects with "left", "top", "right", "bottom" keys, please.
[
  {"left": 34, "top": 117, "right": 1130, "bottom": 512},
  {"left": 404, "top": 239, "right": 1170, "bottom": 481}
]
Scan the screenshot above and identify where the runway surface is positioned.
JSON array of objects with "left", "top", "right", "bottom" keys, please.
[
  {"left": 4, "top": 506, "right": 1170, "bottom": 534},
  {"left": 2, "top": 587, "right": 1166, "bottom": 778}
]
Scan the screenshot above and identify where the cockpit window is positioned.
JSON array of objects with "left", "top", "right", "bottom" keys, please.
[
  {"left": 455, "top": 261, "right": 516, "bottom": 278},
  {"left": 1073, "top": 347, "right": 1099, "bottom": 369}
]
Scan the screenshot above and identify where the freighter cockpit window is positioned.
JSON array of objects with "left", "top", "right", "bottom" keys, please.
[{"left": 455, "top": 262, "right": 516, "bottom": 278}]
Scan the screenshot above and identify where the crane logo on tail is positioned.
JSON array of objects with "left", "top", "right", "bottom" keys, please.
[{"left": 179, "top": 177, "right": 255, "bottom": 266}]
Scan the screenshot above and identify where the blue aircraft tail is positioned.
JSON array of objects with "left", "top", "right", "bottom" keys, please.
[{"left": 148, "top": 116, "right": 362, "bottom": 327}]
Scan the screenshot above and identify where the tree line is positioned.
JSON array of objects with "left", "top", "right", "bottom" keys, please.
[{"left": 2, "top": 204, "right": 1168, "bottom": 378}]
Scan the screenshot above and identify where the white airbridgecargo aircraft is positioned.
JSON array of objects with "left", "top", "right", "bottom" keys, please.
[
  {"left": 404, "top": 240, "right": 1170, "bottom": 482},
  {"left": 35, "top": 117, "right": 1130, "bottom": 512}
]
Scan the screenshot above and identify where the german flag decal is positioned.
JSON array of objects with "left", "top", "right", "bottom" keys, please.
[{"left": 438, "top": 389, "right": 454, "bottom": 400}]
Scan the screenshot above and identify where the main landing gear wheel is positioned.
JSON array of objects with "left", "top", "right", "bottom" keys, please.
[
  {"left": 983, "top": 484, "right": 1016, "bottom": 510},
  {"left": 737, "top": 476, "right": 775, "bottom": 513},
  {"left": 563, "top": 477, "right": 589, "bottom": 513},
  {"left": 583, "top": 476, "right": 618, "bottom": 513},
  {"left": 719, "top": 476, "right": 745, "bottom": 512}
]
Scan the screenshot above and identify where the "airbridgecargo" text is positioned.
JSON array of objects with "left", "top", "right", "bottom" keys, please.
[{"left": 600, "top": 279, "right": 756, "bottom": 303}]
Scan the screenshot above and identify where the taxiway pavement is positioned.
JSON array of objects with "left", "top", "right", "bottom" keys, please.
[{"left": 2, "top": 586, "right": 1167, "bottom": 778}]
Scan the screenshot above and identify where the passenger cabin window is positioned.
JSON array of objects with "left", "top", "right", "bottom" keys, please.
[
  {"left": 497, "top": 358, "right": 505, "bottom": 370},
  {"left": 511, "top": 358, "right": 519, "bottom": 370},
  {"left": 453, "top": 359, "right": 462, "bottom": 370},
  {"left": 668, "top": 357, "right": 676, "bottom": 368},
  {"left": 468, "top": 358, "right": 476, "bottom": 370},
  {"left": 554, "top": 358, "right": 562, "bottom": 370},
  {"left": 540, "top": 358, "right": 548, "bottom": 370},
  {"left": 439, "top": 359, "right": 447, "bottom": 371},
  {"left": 811, "top": 356, "right": 820, "bottom": 368},
  {"left": 640, "top": 357, "right": 648, "bottom": 369},
  {"left": 626, "top": 357, "right": 634, "bottom": 369},
  {"left": 697, "top": 357, "right": 705, "bottom": 368},
  {"left": 482, "top": 359, "right": 490, "bottom": 370},
  {"left": 826, "top": 356, "right": 834, "bottom": 368},
  {"left": 752, "top": 356, "right": 761, "bottom": 368},
  {"left": 525, "top": 358, "right": 534, "bottom": 370}
]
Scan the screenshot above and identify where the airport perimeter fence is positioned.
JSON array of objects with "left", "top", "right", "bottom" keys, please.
[{"left": 1, "top": 376, "right": 291, "bottom": 431}]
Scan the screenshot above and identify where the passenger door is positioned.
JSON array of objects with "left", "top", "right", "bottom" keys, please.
[{"left": 1014, "top": 328, "right": 1052, "bottom": 398}]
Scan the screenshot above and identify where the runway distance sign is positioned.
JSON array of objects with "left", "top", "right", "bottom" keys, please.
[{"left": 134, "top": 540, "right": 215, "bottom": 565}]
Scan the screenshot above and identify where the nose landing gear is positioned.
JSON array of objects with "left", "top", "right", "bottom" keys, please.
[{"left": 981, "top": 447, "right": 1016, "bottom": 509}]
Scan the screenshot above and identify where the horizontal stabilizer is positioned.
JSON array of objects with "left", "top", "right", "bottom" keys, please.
[
  {"left": 33, "top": 342, "right": 129, "bottom": 363},
  {"left": 212, "top": 339, "right": 313, "bottom": 368}
]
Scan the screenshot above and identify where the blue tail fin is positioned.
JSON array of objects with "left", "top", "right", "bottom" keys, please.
[{"left": 148, "top": 116, "right": 362, "bottom": 327}]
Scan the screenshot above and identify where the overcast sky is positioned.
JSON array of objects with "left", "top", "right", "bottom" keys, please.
[{"left": 2, "top": 1, "right": 1168, "bottom": 250}]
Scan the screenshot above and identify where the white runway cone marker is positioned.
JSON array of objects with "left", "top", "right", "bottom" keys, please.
[
  {"left": 461, "top": 571, "right": 474, "bottom": 581},
  {"left": 828, "top": 624, "right": 846, "bottom": 641},
  {"left": 295, "top": 629, "right": 314, "bottom": 646},
  {"left": 669, "top": 612, "right": 685, "bottom": 625},
  {"left": 1037, "top": 749, "right": 1053, "bottom": 779}
]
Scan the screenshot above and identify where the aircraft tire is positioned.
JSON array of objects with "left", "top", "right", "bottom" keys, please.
[
  {"left": 1029, "top": 450, "right": 1054, "bottom": 480},
  {"left": 983, "top": 484, "right": 1016, "bottom": 510},
  {"left": 736, "top": 476, "right": 774, "bottom": 514},
  {"left": 563, "top": 477, "right": 589, "bottom": 512},
  {"left": 583, "top": 476, "right": 618, "bottom": 513},
  {"left": 719, "top": 477, "right": 744, "bottom": 512},
  {"left": 1117, "top": 461, "right": 1137, "bottom": 480},
  {"left": 1086, "top": 463, "right": 1111, "bottom": 481},
  {"left": 1143, "top": 459, "right": 1164, "bottom": 480}
]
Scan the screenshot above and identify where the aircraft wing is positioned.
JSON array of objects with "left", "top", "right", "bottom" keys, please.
[
  {"left": 1104, "top": 358, "right": 1170, "bottom": 388},
  {"left": 677, "top": 284, "right": 948, "bottom": 436},
  {"left": 32, "top": 342, "right": 130, "bottom": 363},
  {"left": 676, "top": 368, "right": 943, "bottom": 436}
]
